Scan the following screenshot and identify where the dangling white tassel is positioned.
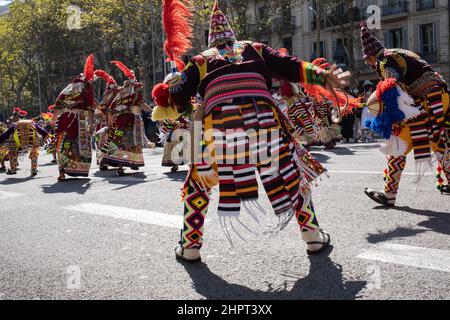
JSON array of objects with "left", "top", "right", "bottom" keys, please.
[
  {"left": 397, "top": 86, "right": 421, "bottom": 120},
  {"left": 219, "top": 216, "right": 235, "bottom": 248},
  {"left": 414, "top": 159, "right": 432, "bottom": 184}
]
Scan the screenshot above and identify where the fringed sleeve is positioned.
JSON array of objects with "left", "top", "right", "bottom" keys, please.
[{"left": 259, "top": 44, "right": 326, "bottom": 86}]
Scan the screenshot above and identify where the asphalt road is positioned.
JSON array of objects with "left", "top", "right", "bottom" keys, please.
[{"left": 0, "top": 142, "right": 449, "bottom": 300}]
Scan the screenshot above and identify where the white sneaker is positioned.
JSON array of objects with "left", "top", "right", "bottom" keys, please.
[
  {"left": 175, "top": 245, "right": 201, "bottom": 262},
  {"left": 302, "top": 229, "right": 331, "bottom": 255}
]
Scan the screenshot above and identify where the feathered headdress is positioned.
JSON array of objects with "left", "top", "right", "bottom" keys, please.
[
  {"left": 83, "top": 54, "right": 95, "bottom": 81},
  {"left": 94, "top": 69, "right": 117, "bottom": 86},
  {"left": 41, "top": 112, "right": 53, "bottom": 122},
  {"left": 111, "top": 61, "right": 136, "bottom": 80},
  {"left": 163, "top": 0, "right": 193, "bottom": 71}
]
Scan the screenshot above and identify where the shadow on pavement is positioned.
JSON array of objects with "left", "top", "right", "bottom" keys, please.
[
  {"left": 40, "top": 178, "right": 92, "bottom": 194},
  {"left": 163, "top": 170, "right": 188, "bottom": 182},
  {"left": 310, "top": 153, "right": 331, "bottom": 164},
  {"left": 366, "top": 226, "right": 428, "bottom": 244},
  {"left": 0, "top": 175, "right": 47, "bottom": 185},
  {"left": 317, "top": 146, "right": 355, "bottom": 156},
  {"left": 181, "top": 246, "right": 366, "bottom": 300},
  {"left": 369, "top": 205, "right": 450, "bottom": 240}
]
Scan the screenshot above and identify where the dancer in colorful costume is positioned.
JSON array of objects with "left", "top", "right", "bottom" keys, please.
[
  {"left": 94, "top": 69, "right": 118, "bottom": 171},
  {"left": 277, "top": 77, "right": 320, "bottom": 148},
  {"left": 310, "top": 58, "right": 344, "bottom": 148},
  {"left": 100, "top": 61, "right": 152, "bottom": 176},
  {"left": 53, "top": 54, "right": 96, "bottom": 181},
  {"left": 152, "top": 0, "right": 351, "bottom": 262},
  {"left": 42, "top": 105, "right": 57, "bottom": 164},
  {"left": 1, "top": 107, "right": 28, "bottom": 172},
  {"left": 359, "top": 22, "right": 450, "bottom": 206},
  {"left": 0, "top": 121, "right": 8, "bottom": 172},
  {"left": 160, "top": 116, "right": 189, "bottom": 172},
  {"left": 0, "top": 117, "right": 50, "bottom": 176}
]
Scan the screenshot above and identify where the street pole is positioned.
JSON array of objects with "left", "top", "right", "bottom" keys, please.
[
  {"left": 448, "top": 0, "right": 450, "bottom": 79},
  {"left": 316, "top": 1, "right": 321, "bottom": 58},
  {"left": 37, "top": 60, "right": 42, "bottom": 115},
  {"left": 149, "top": 0, "right": 156, "bottom": 86}
]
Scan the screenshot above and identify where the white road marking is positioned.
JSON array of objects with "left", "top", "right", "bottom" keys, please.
[
  {"left": 357, "top": 243, "right": 450, "bottom": 273},
  {"left": 328, "top": 170, "right": 432, "bottom": 176},
  {"left": 65, "top": 203, "right": 183, "bottom": 229},
  {"left": 0, "top": 191, "right": 23, "bottom": 199}
]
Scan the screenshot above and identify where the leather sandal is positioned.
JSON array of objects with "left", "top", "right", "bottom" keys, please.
[
  {"left": 364, "top": 188, "right": 396, "bottom": 207},
  {"left": 306, "top": 229, "right": 331, "bottom": 255}
]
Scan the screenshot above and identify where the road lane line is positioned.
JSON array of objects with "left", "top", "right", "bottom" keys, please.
[
  {"left": 65, "top": 203, "right": 183, "bottom": 229},
  {"left": 357, "top": 243, "right": 450, "bottom": 273},
  {"left": 0, "top": 191, "right": 23, "bottom": 199}
]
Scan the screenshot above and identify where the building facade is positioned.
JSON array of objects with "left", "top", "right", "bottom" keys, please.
[{"left": 244, "top": 0, "right": 450, "bottom": 86}]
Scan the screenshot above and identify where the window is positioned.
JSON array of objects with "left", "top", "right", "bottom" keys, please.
[
  {"left": 312, "top": 41, "right": 325, "bottom": 60},
  {"left": 417, "top": 0, "right": 434, "bottom": 11},
  {"left": 282, "top": 37, "right": 293, "bottom": 55},
  {"left": 420, "top": 23, "right": 435, "bottom": 54},
  {"left": 386, "top": 28, "right": 405, "bottom": 48},
  {"left": 419, "top": 23, "right": 436, "bottom": 62},
  {"left": 258, "top": 6, "right": 267, "bottom": 20},
  {"left": 332, "top": 38, "right": 349, "bottom": 65}
]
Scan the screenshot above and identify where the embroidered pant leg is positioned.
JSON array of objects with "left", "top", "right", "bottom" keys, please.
[
  {"left": 29, "top": 147, "right": 39, "bottom": 171},
  {"left": 384, "top": 155, "right": 407, "bottom": 196},
  {"left": 297, "top": 198, "right": 320, "bottom": 233},
  {"left": 180, "top": 176, "right": 210, "bottom": 249},
  {"left": 9, "top": 150, "right": 18, "bottom": 172}
]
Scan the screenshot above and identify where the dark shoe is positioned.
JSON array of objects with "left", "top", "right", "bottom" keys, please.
[
  {"left": 0, "top": 167, "right": 6, "bottom": 173},
  {"left": 31, "top": 170, "right": 38, "bottom": 176},
  {"left": 99, "top": 164, "right": 108, "bottom": 171},
  {"left": 131, "top": 166, "right": 139, "bottom": 171},
  {"left": 170, "top": 165, "right": 179, "bottom": 173},
  {"left": 51, "top": 160, "right": 57, "bottom": 164},
  {"left": 6, "top": 169, "right": 17, "bottom": 175},
  {"left": 364, "top": 188, "right": 396, "bottom": 207},
  {"left": 117, "top": 168, "right": 126, "bottom": 176},
  {"left": 441, "top": 185, "right": 450, "bottom": 195}
]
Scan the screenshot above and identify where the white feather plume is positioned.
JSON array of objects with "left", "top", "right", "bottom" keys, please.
[{"left": 379, "top": 135, "right": 408, "bottom": 156}]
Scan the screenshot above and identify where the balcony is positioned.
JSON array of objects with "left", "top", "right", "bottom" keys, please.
[
  {"left": 272, "top": 16, "right": 296, "bottom": 35},
  {"left": 416, "top": 0, "right": 434, "bottom": 11},
  {"left": 382, "top": 1, "right": 409, "bottom": 16}
]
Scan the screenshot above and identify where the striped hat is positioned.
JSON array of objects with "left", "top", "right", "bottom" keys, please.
[
  {"left": 360, "top": 21, "right": 385, "bottom": 60},
  {"left": 208, "top": 0, "right": 236, "bottom": 48}
]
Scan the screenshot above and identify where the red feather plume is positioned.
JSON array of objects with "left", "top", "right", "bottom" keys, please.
[
  {"left": 94, "top": 69, "right": 117, "bottom": 85},
  {"left": 111, "top": 61, "right": 136, "bottom": 80},
  {"left": 174, "top": 58, "right": 186, "bottom": 72},
  {"left": 163, "top": 0, "right": 193, "bottom": 62},
  {"left": 303, "top": 84, "right": 361, "bottom": 115},
  {"left": 83, "top": 54, "right": 95, "bottom": 81}
]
